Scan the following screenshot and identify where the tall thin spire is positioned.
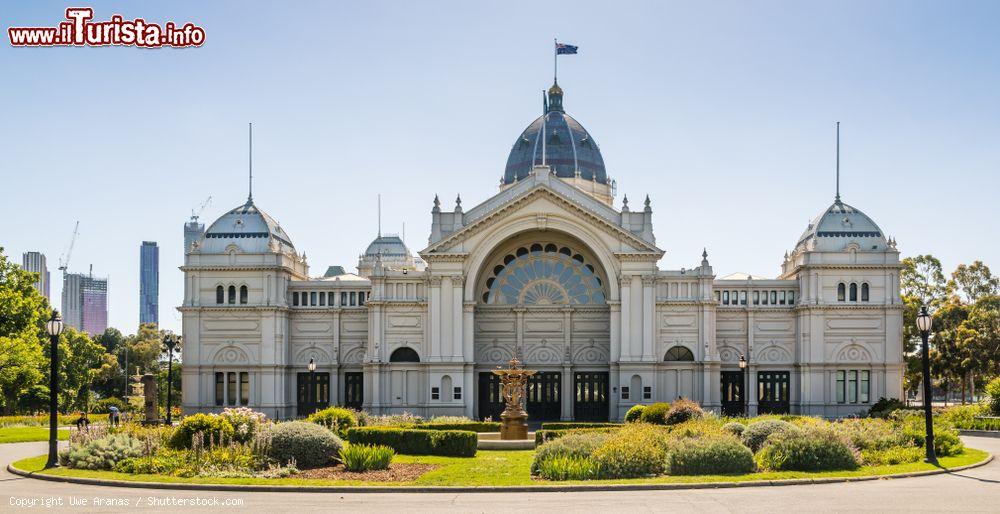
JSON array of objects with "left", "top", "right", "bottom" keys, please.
[
  {"left": 248, "top": 122, "right": 253, "bottom": 203},
  {"left": 377, "top": 194, "right": 382, "bottom": 237},
  {"left": 835, "top": 121, "right": 841, "bottom": 203}
]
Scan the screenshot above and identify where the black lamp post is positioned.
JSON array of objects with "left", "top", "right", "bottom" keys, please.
[
  {"left": 916, "top": 306, "right": 937, "bottom": 464},
  {"left": 307, "top": 358, "right": 316, "bottom": 415},
  {"left": 163, "top": 334, "right": 178, "bottom": 425},
  {"left": 738, "top": 354, "right": 748, "bottom": 417},
  {"left": 45, "top": 310, "right": 64, "bottom": 469}
]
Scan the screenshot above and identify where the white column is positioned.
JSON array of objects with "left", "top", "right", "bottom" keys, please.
[
  {"left": 642, "top": 275, "right": 655, "bottom": 361},
  {"left": 429, "top": 277, "right": 442, "bottom": 361},
  {"left": 452, "top": 277, "right": 464, "bottom": 361},
  {"left": 620, "top": 275, "right": 632, "bottom": 361},
  {"left": 609, "top": 302, "right": 621, "bottom": 362},
  {"left": 463, "top": 303, "right": 474, "bottom": 363}
]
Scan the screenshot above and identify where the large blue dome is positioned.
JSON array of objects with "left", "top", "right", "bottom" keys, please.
[{"left": 503, "top": 82, "right": 608, "bottom": 185}]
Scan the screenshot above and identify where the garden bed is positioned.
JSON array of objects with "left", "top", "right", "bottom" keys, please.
[{"left": 295, "top": 462, "right": 440, "bottom": 481}]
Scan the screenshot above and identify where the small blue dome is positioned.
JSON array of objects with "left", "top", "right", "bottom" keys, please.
[{"left": 503, "top": 82, "right": 608, "bottom": 185}]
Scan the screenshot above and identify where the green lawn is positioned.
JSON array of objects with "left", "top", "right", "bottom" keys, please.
[
  {"left": 10, "top": 448, "right": 989, "bottom": 488},
  {"left": 0, "top": 427, "right": 69, "bottom": 444}
]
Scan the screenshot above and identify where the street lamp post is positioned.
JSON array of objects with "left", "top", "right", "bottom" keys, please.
[
  {"left": 916, "top": 306, "right": 937, "bottom": 464},
  {"left": 45, "top": 310, "right": 64, "bottom": 469},
  {"left": 307, "top": 358, "right": 316, "bottom": 415},
  {"left": 738, "top": 354, "right": 748, "bottom": 417},
  {"left": 163, "top": 335, "right": 178, "bottom": 425}
]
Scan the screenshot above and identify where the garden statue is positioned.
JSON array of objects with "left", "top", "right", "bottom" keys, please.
[
  {"left": 493, "top": 357, "right": 536, "bottom": 440},
  {"left": 141, "top": 373, "right": 159, "bottom": 425}
]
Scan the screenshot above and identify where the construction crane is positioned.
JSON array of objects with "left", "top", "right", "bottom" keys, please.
[
  {"left": 191, "top": 196, "right": 212, "bottom": 222},
  {"left": 58, "top": 221, "right": 80, "bottom": 278}
]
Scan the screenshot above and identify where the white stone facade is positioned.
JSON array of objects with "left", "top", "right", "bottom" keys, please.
[{"left": 180, "top": 89, "right": 903, "bottom": 421}]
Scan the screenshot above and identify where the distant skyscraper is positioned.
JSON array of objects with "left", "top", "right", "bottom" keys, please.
[
  {"left": 140, "top": 241, "right": 159, "bottom": 325},
  {"left": 21, "top": 251, "right": 49, "bottom": 300},
  {"left": 184, "top": 217, "right": 205, "bottom": 255},
  {"left": 62, "top": 268, "right": 108, "bottom": 335}
]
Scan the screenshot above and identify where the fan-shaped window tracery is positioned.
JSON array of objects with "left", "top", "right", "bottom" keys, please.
[{"left": 481, "top": 244, "right": 605, "bottom": 305}]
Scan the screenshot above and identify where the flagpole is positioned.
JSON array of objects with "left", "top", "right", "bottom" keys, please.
[{"left": 553, "top": 38, "right": 557, "bottom": 83}]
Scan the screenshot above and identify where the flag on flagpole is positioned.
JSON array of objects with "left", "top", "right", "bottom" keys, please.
[{"left": 556, "top": 42, "right": 578, "bottom": 55}]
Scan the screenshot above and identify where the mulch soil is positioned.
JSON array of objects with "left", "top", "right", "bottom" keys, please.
[{"left": 294, "top": 463, "right": 440, "bottom": 481}]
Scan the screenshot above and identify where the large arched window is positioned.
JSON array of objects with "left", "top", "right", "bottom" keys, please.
[
  {"left": 837, "top": 283, "right": 846, "bottom": 302},
  {"left": 849, "top": 283, "right": 858, "bottom": 302},
  {"left": 389, "top": 347, "right": 420, "bottom": 363},
  {"left": 228, "top": 285, "right": 236, "bottom": 305},
  {"left": 239, "top": 285, "right": 248, "bottom": 304},
  {"left": 481, "top": 244, "right": 605, "bottom": 305},
  {"left": 861, "top": 283, "right": 870, "bottom": 302},
  {"left": 216, "top": 286, "right": 225, "bottom": 304},
  {"left": 664, "top": 346, "right": 695, "bottom": 361}
]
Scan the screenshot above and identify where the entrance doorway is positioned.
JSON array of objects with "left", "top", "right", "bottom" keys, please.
[
  {"left": 478, "top": 371, "right": 562, "bottom": 421},
  {"left": 296, "top": 372, "right": 329, "bottom": 416},
  {"left": 721, "top": 371, "right": 745, "bottom": 416},
  {"left": 344, "top": 372, "right": 363, "bottom": 410},
  {"left": 757, "top": 371, "right": 790, "bottom": 414},
  {"left": 573, "top": 372, "right": 609, "bottom": 421}
]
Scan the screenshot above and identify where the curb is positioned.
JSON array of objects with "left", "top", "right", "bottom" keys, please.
[
  {"left": 6, "top": 453, "right": 993, "bottom": 494},
  {"left": 959, "top": 430, "right": 1000, "bottom": 439}
]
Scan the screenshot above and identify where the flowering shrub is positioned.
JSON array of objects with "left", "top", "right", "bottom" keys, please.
[
  {"left": 307, "top": 407, "right": 357, "bottom": 437},
  {"left": 60, "top": 434, "right": 144, "bottom": 470},
  {"left": 220, "top": 407, "right": 267, "bottom": 444},
  {"left": 861, "top": 446, "right": 923, "bottom": 466},
  {"left": 361, "top": 412, "right": 424, "bottom": 426},
  {"left": 664, "top": 398, "right": 704, "bottom": 425},
  {"left": 589, "top": 424, "right": 669, "bottom": 479}
]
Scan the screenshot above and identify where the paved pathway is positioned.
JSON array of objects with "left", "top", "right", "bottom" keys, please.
[{"left": 1, "top": 437, "right": 997, "bottom": 513}]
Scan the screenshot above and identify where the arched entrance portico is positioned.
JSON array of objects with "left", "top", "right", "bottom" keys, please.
[{"left": 471, "top": 230, "right": 612, "bottom": 421}]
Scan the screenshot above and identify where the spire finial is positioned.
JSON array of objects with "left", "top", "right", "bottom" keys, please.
[
  {"left": 701, "top": 248, "right": 710, "bottom": 267},
  {"left": 835, "top": 121, "right": 841, "bottom": 203},
  {"left": 377, "top": 194, "right": 382, "bottom": 238},
  {"left": 248, "top": 122, "right": 253, "bottom": 203}
]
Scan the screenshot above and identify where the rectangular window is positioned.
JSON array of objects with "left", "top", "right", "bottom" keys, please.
[
  {"left": 770, "top": 291, "right": 778, "bottom": 305},
  {"left": 292, "top": 292, "right": 299, "bottom": 306},
  {"left": 350, "top": 292, "right": 357, "bottom": 306},
  {"left": 714, "top": 291, "right": 720, "bottom": 303},
  {"left": 215, "top": 372, "right": 224, "bottom": 406},
  {"left": 240, "top": 372, "right": 249, "bottom": 405},
  {"left": 780, "top": 291, "right": 786, "bottom": 305},
  {"left": 740, "top": 291, "right": 747, "bottom": 305},
  {"left": 836, "top": 370, "right": 845, "bottom": 403},
  {"left": 761, "top": 291, "right": 768, "bottom": 305},
  {"left": 848, "top": 370, "right": 858, "bottom": 403},
  {"left": 431, "top": 387, "right": 440, "bottom": 400},
  {"left": 643, "top": 386, "right": 652, "bottom": 400},
  {"left": 722, "top": 291, "right": 729, "bottom": 305},
  {"left": 788, "top": 291, "right": 795, "bottom": 305},
  {"left": 341, "top": 292, "right": 347, "bottom": 306},
  {"left": 359, "top": 292, "right": 366, "bottom": 305},
  {"left": 318, "top": 292, "right": 325, "bottom": 306},
  {"left": 227, "top": 372, "right": 237, "bottom": 406},
  {"left": 310, "top": 292, "right": 317, "bottom": 306},
  {"left": 753, "top": 291, "right": 760, "bottom": 305},
  {"left": 860, "top": 371, "right": 870, "bottom": 403},
  {"left": 453, "top": 387, "right": 462, "bottom": 400},
  {"left": 620, "top": 386, "right": 630, "bottom": 400}
]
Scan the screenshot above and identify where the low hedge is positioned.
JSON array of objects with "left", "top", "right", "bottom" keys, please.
[
  {"left": 535, "top": 427, "right": 620, "bottom": 445},
  {"left": 346, "top": 427, "right": 477, "bottom": 457},
  {"left": 540, "top": 422, "right": 623, "bottom": 431},
  {"left": 411, "top": 422, "right": 500, "bottom": 433}
]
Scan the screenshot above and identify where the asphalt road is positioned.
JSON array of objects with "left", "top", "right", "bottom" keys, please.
[{"left": 1, "top": 436, "right": 997, "bottom": 513}]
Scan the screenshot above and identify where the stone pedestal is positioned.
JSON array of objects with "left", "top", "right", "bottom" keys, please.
[
  {"left": 141, "top": 373, "right": 159, "bottom": 425},
  {"left": 500, "top": 411, "right": 528, "bottom": 440}
]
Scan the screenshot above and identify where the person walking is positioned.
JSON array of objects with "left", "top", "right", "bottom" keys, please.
[{"left": 108, "top": 405, "right": 120, "bottom": 427}]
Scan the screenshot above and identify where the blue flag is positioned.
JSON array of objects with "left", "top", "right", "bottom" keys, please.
[{"left": 556, "top": 43, "right": 578, "bottom": 55}]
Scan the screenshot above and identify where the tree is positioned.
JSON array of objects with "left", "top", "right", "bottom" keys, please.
[
  {"left": 0, "top": 247, "right": 48, "bottom": 415},
  {"left": 901, "top": 255, "right": 948, "bottom": 308},
  {"left": 950, "top": 261, "right": 1000, "bottom": 303}
]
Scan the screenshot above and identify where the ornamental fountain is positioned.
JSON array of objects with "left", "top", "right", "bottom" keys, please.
[{"left": 492, "top": 357, "right": 536, "bottom": 440}]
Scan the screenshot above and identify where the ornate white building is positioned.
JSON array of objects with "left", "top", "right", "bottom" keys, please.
[{"left": 180, "top": 81, "right": 904, "bottom": 421}]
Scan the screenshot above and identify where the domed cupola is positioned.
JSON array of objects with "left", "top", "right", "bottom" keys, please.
[
  {"left": 794, "top": 199, "right": 888, "bottom": 253},
  {"left": 199, "top": 199, "right": 296, "bottom": 254},
  {"left": 503, "top": 81, "right": 611, "bottom": 203}
]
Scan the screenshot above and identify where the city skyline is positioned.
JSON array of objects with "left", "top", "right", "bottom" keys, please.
[
  {"left": 140, "top": 241, "right": 160, "bottom": 325},
  {"left": 2, "top": 2, "right": 999, "bottom": 334}
]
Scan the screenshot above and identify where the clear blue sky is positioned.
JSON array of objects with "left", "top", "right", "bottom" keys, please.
[{"left": 2, "top": 1, "right": 998, "bottom": 334}]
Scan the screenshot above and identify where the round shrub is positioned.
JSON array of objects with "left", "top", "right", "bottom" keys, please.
[
  {"left": 307, "top": 407, "right": 358, "bottom": 437},
  {"left": 531, "top": 431, "right": 614, "bottom": 475},
  {"left": 755, "top": 429, "right": 859, "bottom": 472},
  {"left": 590, "top": 424, "right": 668, "bottom": 478},
  {"left": 340, "top": 444, "right": 394, "bottom": 472},
  {"left": 169, "top": 413, "right": 234, "bottom": 449},
  {"left": 741, "top": 419, "right": 799, "bottom": 453},
  {"left": 867, "top": 397, "right": 905, "bottom": 418},
  {"left": 269, "top": 421, "right": 343, "bottom": 468},
  {"left": 61, "top": 434, "right": 144, "bottom": 470},
  {"left": 667, "top": 437, "right": 755, "bottom": 475},
  {"left": 92, "top": 397, "right": 127, "bottom": 414},
  {"left": 665, "top": 398, "right": 704, "bottom": 425},
  {"left": 220, "top": 407, "right": 266, "bottom": 444},
  {"left": 722, "top": 422, "right": 746, "bottom": 437},
  {"left": 986, "top": 376, "right": 1000, "bottom": 415},
  {"left": 624, "top": 404, "right": 646, "bottom": 423},
  {"left": 638, "top": 402, "right": 671, "bottom": 425}
]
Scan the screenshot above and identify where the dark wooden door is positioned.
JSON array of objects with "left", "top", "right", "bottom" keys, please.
[
  {"left": 344, "top": 372, "right": 363, "bottom": 411},
  {"left": 721, "top": 371, "right": 746, "bottom": 417},
  {"left": 478, "top": 372, "right": 504, "bottom": 421},
  {"left": 573, "top": 372, "right": 609, "bottom": 421},
  {"left": 526, "top": 372, "right": 561, "bottom": 421},
  {"left": 757, "top": 371, "right": 790, "bottom": 414},
  {"left": 296, "top": 372, "right": 329, "bottom": 416}
]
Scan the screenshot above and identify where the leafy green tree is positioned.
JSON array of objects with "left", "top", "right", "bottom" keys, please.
[
  {"left": 950, "top": 261, "right": 1000, "bottom": 303},
  {"left": 901, "top": 255, "right": 948, "bottom": 308},
  {"left": 0, "top": 247, "right": 48, "bottom": 414}
]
